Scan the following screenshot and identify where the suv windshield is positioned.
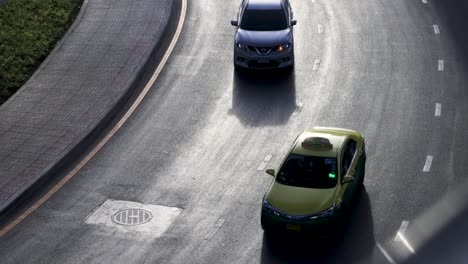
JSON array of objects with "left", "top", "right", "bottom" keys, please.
[
  {"left": 276, "top": 154, "right": 338, "bottom": 189},
  {"left": 240, "top": 9, "right": 287, "bottom": 31}
]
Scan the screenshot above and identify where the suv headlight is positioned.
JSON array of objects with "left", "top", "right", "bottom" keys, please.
[
  {"left": 309, "top": 204, "right": 335, "bottom": 219},
  {"left": 236, "top": 42, "right": 247, "bottom": 49},
  {"left": 277, "top": 43, "right": 291, "bottom": 52}
]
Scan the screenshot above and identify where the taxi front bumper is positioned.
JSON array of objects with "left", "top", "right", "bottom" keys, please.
[{"left": 261, "top": 206, "right": 339, "bottom": 236}]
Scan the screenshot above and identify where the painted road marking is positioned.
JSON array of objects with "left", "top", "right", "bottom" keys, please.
[
  {"left": 205, "top": 218, "right": 226, "bottom": 240},
  {"left": 423, "top": 156, "right": 433, "bottom": 172},
  {"left": 395, "top": 221, "right": 415, "bottom": 254},
  {"left": 313, "top": 59, "right": 321, "bottom": 71},
  {"left": 292, "top": 102, "right": 304, "bottom": 116},
  {"left": 438, "top": 60, "right": 444, "bottom": 71},
  {"left": 433, "top": 24, "right": 440, "bottom": 34},
  {"left": 394, "top": 221, "right": 409, "bottom": 241},
  {"left": 422, "top": 0, "right": 428, "bottom": 3},
  {"left": 377, "top": 243, "right": 396, "bottom": 264},
  {"left": 401, "top": 236, "right": 415, "bottom": 254},
  {"left": 435, "top": 103, "right": 441, "bottom": 117},
  {"left": 312, "top": 0, "right": 316, "bottom": 3},
  {"left": 0, "top": 0, "right": 188, "bottom": 238},
  {"left": 397, "top": 233, "right": 415, "bottom": 254},
  {"left": 318, "top": 24, "right": 323, "bottom": 34},
  {"left": 257, "top": 155, "right": 273, "bottom": 171}
]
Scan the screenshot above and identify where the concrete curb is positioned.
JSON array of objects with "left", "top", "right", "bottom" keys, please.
[{"left": 0, "top": 0, "right": 182, "bottom": 218}]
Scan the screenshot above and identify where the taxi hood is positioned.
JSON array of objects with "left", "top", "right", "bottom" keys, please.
[{"left": 265, "top": 182, "right": 338, "bottom": 216}]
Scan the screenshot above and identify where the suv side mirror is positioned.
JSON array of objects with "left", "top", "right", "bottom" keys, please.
[
  {"left": 231, "top": 20, "right": 239, "bottom": 26},
  {"left": 291, "top": 20, "right": 297, "bottom": 26},
  {"left": 265, "top": 169, "right": 275, "bottom": 177},
  {"left": 343, "top": 175, "right": 354, "bottom": 184}
]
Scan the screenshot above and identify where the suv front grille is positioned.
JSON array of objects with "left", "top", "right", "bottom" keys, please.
[{"left": 247, "top": 46, "right": 279, "bottom": 55}]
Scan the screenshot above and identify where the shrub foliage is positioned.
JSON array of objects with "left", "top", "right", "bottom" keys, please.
[{"left": 0, "top": 0, "right": 81, "bottom": 101}]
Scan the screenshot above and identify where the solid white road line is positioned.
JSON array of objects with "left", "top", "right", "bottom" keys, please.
[
  {"left": 292, "top": 102, "right": 304, "bottom": 116},
  {"left": 0, "top": 0, "right": 189, "bottom": 238},
  {"left": 438, "top": 60, "right": 444, "bottom": 71},
  {"left": 257, "top": 155, "right": 273, "bottom": 171},
  {"left": 423, "top": 156, "right": 433, "bottom": 172},
  {"left": 433, "top": 24, "right": 440, "bottom": 34},
  {"left": 395, "top": 220, "right": 409, "bottom": 241},
  {"left": 435, "top": 103, "right": 441, "bottom": 117},
  {"left": 377, "top": 243, "right": 396, "bottom": 264},
  {"left": 318, "top": 24, "right": 323, "bottom": 34},
  {"left": 313, "top": 59, "right": 321, "bottom": 71}
]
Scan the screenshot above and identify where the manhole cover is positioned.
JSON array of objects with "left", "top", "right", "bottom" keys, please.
[{"left": 112, "top": 208, "right": 153, "bottom": 226}]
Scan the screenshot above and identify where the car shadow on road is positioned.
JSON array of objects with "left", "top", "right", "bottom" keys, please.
[
  {"left": 431, "top": 0, "right": 468, "bottom": 69},
  {"left": 259, "top": 188, "right": 374, "bottom": 264},
  {"left": 229, "top": 68, "right": 296, "bottom": 127}
]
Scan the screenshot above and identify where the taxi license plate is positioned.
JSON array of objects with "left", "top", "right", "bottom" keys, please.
[
  {"left": 258, "top": 59, "right": 270, "bottom": 64},
  {"left": 286, "top": 224, "right": 301, "bottom": 232}
]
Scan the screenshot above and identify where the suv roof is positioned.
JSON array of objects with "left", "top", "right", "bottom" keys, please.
[{"left": 246, "top": 0, "right": 283, "bottom": 10}]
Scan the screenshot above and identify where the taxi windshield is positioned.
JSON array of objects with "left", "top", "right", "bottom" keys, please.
[{"left": 276, "top": 154, "right": 338, "bottom": 189}]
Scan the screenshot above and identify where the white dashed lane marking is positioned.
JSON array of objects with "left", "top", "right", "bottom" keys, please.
[
  {"left": 435, "top": 103, "right": 441, "bottom": 117},
  {"left": 205, "top": 219, "right": 226, "bottom": 240},
  {"left": 438, "top": 60, "right": 444, "bottom": 71},
  {"left": 433, "top": 24, "right": 440, "bottom": 34},
  {"left": 292, "top": 102, "right": 304, "bottom": 116},
  {"left": 422, "top": 0, "right": 428, "bottom": 3},
  {"left": 313, "top": 59, "right": 321, "bottom": 71},
  {"left": 423, "top": 156, "right": 433, "bottom": 172},
  {"left": 394, "top": 220, "right": 415, "bottom": 253},
  {"left": 318, "top": 24, "right": 323, "bottom": 34},
  {"left": 257, "top": 155, "right": 273, "bottom": 171},
  {"left": 394, "top": 221, "right": 409, "bottom": 241}
]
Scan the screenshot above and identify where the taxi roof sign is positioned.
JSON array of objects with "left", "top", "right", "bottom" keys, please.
[{"left": 301, "top": 137, "right": 333, "bottom": 150}]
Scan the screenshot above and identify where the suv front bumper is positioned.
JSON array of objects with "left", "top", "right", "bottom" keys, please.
[{"left": 234, "top": 48, "right": 294, "bottom": 69}]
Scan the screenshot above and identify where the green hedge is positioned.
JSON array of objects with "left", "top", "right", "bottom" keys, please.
[{"left": 0, "top": 0, "right": 82, "bottom": 101}]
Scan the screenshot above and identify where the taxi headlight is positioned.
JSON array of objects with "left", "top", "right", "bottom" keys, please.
[
  {"left": 262, "top": 199, "right": 280, "bottom": 216},
  {"left": 309, "top": 204, "right": 335, "bottom": 219},
  {"left": 262, "top": 198, "right": 273, "bottom": 211}
]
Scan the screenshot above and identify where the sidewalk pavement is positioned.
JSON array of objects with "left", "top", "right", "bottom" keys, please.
[{"left": 0, "top": 0, "right": 176, "bottom": 215}]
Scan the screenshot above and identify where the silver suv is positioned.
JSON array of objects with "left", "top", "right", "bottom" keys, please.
[{"left": 231, "top": 0, "right": 296, "bottom": 70}]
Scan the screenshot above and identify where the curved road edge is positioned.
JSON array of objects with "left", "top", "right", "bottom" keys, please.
[{"left": 0, "top": 0, "right": 183, "bottom": 220}]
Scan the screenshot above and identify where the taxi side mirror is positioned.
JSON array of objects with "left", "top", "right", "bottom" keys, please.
[
  {"left": 291, "top": 20, "right": 297, "bottom": 26},
  {"left": 343, "top": 175, "right": 354, "bottom": 184},
  {"left": 265, "top": 169, "right": 275, "bottom": 177},
  {"left": 231, "top": 20, "right": 238, "bottom": 26}
]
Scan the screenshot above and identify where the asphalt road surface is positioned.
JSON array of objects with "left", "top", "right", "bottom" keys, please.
[{"left": 1, "top": 0, "right": 468, "bottom": 263}]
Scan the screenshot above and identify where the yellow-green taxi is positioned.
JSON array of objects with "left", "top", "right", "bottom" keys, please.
[{"left": 261, "top": 127, "right": 366, "bottom": 236}]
